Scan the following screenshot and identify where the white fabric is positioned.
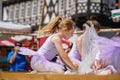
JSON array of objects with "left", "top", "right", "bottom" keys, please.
[
  {"left": 78, "top": 23, "right": 100, "bottom": 74},
  {"left": 11, "top": 35, "right": 32, "bottom": 41},
  {"left": 1, "top": 40, "right": 14, "bottom": 46},
  {"left": 0, "top": 21, "right": 30, "bottom": 30}
]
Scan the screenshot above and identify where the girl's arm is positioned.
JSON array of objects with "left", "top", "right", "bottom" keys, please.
[
  {"left": 51, "top": 36, "right": 78, "bottom": 71},
  {"left": 76, "top": 37, "right": 82, "bottom": 57},
  {"left": 18, "top": 47, "right": 39, "bottom": 56}
]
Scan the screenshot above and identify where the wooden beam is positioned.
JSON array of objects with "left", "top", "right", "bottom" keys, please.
[
  {"left": 0, "top": 28, "right": 120, "bottom": 37},
  {"left": 74, "top": 28, "right": 120, "bottom": 34},
  {"left": 37, "top": 0, "right": 46, "bottom": 38},
  {"left": 0, "top": 72, "right": 120, "bottom": 80}
]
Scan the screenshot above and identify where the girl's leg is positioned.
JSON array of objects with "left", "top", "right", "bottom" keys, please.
[{"left": 32, "top": 56, "right": 64, "bottom": 73}]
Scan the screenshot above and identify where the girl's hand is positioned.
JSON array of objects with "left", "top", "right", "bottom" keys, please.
[
  {"left": 92, "top": 60, "right": 108, "bottom": 71},
  {"left": 91, "top": 60, "right": 102, "bottom": 71},
  {"left": 74, "top": 63, "right": 79, "bottom": 70}
]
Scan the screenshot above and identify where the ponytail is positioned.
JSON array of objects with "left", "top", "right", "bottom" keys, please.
[
  {"left": 39, "top": 16, "right": 62, "bottom": 35},
  {"left": 38, "top": 16, "right": 75, "bottom": 36}
]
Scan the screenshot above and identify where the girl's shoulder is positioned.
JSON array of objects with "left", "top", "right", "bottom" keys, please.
[
  {"left": 49, "top": 34, "right": 61, "bottom": 40},
  {"left": 46, "top": 34, "right": 61, "bottom": 45}
]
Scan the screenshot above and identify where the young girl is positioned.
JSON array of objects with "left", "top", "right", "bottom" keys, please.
[
  {"left": 68, "top": 20, "right": 100, "bottom": 74},
  {"left": 16, "top": 16, "right": 78, "bottom": 73},
  {"left": 68, "top": 20, "right": 119, "bottom": 74}
]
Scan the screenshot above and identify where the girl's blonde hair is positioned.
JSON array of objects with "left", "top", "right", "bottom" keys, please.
[
  {"left": 59, "top": 18, "right": 75, "bottom": 30},
  {"left": 39, "top": 16, "right": 75, "bottom": 35},
  {"left": 39, "top": 16, "right": 62, "bottom": 34}
]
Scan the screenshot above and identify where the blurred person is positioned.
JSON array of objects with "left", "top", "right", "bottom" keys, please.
[{"left": 7, "top": 42, "right": 29, "bottom": 72}]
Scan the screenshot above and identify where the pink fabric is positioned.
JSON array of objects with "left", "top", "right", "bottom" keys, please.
[
  {"left": 62, "top": 39, "right": 71, "bottom": 46},
  {"left": 0, "top": 41, "right": 6, "bottom": 46},
  {"left": 39, "top": 37, "right": 48, "bottom": 47}
]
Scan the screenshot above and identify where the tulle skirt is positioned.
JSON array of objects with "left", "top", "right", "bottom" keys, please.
[
  {"left": 110, "top": 37, "right": 120, "bottom": 73},
  {"left": 31, "top": 55, "right": 65, "bottom": 73},
  {"left": 19, "top": 47, "right": 65, "bottom": 73},
  {"left": 68, "top": 36, "right": 120, "bottom": 74}
]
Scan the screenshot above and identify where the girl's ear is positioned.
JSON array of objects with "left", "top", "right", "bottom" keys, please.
[{"left": 63, "top": 26, "right": 68, "bottom": 32}]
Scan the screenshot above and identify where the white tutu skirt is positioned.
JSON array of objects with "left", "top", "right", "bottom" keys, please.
[{"left": 31, "top": 55, "right": 65, "bottom": 73}]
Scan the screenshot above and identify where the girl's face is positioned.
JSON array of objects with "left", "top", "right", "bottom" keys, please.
[{"left": 63, "top": 27, "right": 75, "bottom": 40}]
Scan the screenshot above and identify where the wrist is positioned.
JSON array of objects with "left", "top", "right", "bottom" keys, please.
[
  {"left": 69, "top": 69, "right": 78, "bottom": 73},
  {"left": 14, "top": 50, "right": 18, "bottom": 54}
]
